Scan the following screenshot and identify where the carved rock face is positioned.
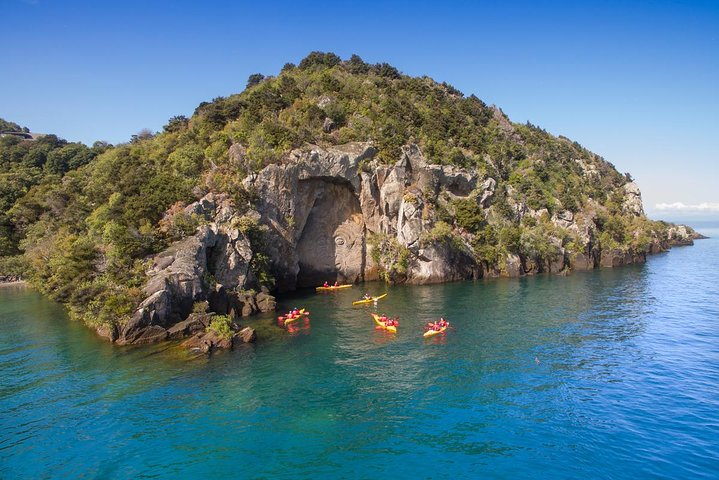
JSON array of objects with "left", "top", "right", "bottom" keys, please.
[{"left": 295, "top": 180, "right": 365, "bottom": 287}]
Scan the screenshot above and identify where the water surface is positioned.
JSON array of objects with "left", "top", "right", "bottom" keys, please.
[{"left": 1, "top": 227, "right": 718, "bottom": 478}]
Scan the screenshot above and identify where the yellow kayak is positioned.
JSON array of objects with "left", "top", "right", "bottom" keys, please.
[
  {"left": 281, "top": 309, "right": 309, "bottom": 325},
  {"left": 423, "top": 325, "right": 448, "bottom": 338},
  {"left": 352, "top": 293, "right": 388, "bottom": 306},
  {"left": 316, "top": 284, "right": 353, "bottom": 292},
  {"left": 371, "top": 313, "right": 397, "bottom": 333}
]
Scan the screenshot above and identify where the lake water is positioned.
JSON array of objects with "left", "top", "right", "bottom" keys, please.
[{"left": 1, "top": 225, "right": 718, "bottom": 479}]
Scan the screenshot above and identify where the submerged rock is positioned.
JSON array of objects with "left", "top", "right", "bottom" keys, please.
[{"left": 182, "top": 324, "right": 256, "bottom": 354}]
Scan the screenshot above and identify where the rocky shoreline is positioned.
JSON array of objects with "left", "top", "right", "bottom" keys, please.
[
  {"left": 101, "top": 141, "right": 704, "bottom": 350},
  {"left": 0, "top": 276, "right": 26, "bottom": 287}
]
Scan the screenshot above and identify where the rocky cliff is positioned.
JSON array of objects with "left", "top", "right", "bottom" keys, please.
[
  {"left": 0, "top": 53, "right": 704, "bottom": 347},
  {"left": 118, "top": 141, "right": 700, "bottom": 345}
]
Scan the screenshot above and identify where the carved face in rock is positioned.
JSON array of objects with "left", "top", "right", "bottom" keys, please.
[{"left": 295, "top": 180, "right": 366, "bottom": 287}]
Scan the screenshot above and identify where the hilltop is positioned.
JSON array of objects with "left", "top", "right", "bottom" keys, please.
[{"left": 0, "top": 52, "right": 700, "bottom": 346}]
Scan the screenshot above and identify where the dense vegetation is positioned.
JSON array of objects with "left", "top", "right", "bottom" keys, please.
[{"left": 0, "top": 52, "right": 670, "bottom": 331}]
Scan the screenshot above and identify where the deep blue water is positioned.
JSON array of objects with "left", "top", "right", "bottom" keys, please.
[{"left": 1, "top": 225, "right": 718, "bottom": 479}]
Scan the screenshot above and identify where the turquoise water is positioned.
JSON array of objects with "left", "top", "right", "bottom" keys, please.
[{"left": 2, "top": 228, "right": 718, "bottom": 479}]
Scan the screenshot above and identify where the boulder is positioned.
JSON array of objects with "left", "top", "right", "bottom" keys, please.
[
  {"left": 570, "top": 252, "right": 593, "bottom": 271},
  {"left": 255, "top": 291, "right": 277, "bottom": 312},
  {"left": 166, "top": 313, "right": 210, "bottom": 340},
  {"left": 479, "top": 178, "right": 497, "bottom": 207},
  {"left": 233, "top": 327, "right": 257, "bottom": 344},
  {"left": 322, "top": 117, "right": 336, "bottom": 133},
  {"left": 129, "top": 325, "right": 168, "bottom": 345},
  {"left": 96, "top": 324, "right": 118, "bottom": 342},
  {"left": 503, "top": 254, "right": 523, "bottom": 277}
]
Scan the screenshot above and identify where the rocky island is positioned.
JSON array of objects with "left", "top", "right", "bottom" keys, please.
[{"left": 0, "top": 53, "right": 702, "bottom": 350}]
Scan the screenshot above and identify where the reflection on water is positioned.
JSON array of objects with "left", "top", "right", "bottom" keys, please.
[{"left": 1, "top": 229, "right": 719, "bottom": 478}]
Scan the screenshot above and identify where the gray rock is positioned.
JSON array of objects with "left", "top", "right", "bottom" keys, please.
[
  {"left": 233, "top": 327, "right": 257, "bottom": 345},
  {"left": 479, "top": 177, "right": 497, "bottom": 207},
  {"left": 622, "top": 182, "right": 645, "bottom": 216},
  {"left": 570, "top": 252, "right": 593, "bottom": 271},
  {"left": 503, "top": 254, "right": 523, "bottom": 277},
  {"left": 322, "top": 117, "right": 336, "bottom": 133},
  {"left": 255, "top": 291, "right": 276, "bottom": 312},
  {"left": 166, "top": 313, "right": 210, "bottom": 340}
]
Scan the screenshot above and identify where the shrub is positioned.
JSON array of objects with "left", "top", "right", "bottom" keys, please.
[
  {"left": 453, "top": 198, "right": 485, "bottom": 233},
  {"left": 0, "top": 254, "right": 28, "bottom": 277},
  {"left": 369, "top": 233, "right": 411, "bottom": 283},
  {"left": 207, "top": 314, "right": 233, "bottom": 340},
  {"left": 192, "top": 301, "right": 209, "bottom": 314}
]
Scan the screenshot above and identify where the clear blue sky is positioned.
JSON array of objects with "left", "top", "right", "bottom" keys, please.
[{"left": 2, "top": 0, "right": 717, "bottom": 219}]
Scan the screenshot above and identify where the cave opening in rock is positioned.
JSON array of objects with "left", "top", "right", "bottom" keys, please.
[{"left": 295, "top": 180, "right": 365, "bottom": 288}]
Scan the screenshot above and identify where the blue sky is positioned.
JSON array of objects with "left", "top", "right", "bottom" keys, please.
[{"left": 2, "top": 0, "right": 717, "bottom": 219}]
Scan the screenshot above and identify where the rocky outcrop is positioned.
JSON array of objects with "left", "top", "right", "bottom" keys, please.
[
  {"left": 622, "top": 182, "right": 645, "bottom": 216},
  {"left": 667, "top": 224, "right": 706, "bottom": 246},
  {"left": 116, "top": 194, "right": 275, "bottom": 345},
  {"left": 244, "top": 142, "right": 484, "bottom": 290},
  {"left": 181, "top": 314, "right": 257, "bottom": 353},
  {"left": 114, "top": 140, "right": 703, "bottom": 345}
]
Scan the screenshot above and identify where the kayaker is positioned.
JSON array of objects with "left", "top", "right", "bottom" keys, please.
[
  {"left": 334, "top": 281, "right": 339, "bottom": 287},
  {"left": 363, "top": 293, "right": 371, "bottom": 300},
  {"left": 323, "top": 281, "right": 329, "bottom": 287}
]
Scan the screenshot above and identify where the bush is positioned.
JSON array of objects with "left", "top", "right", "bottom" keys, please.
[
  {"left": 0, "top": 254, "right": 28, "bottom": 277},
  {"left": 208, "top": 314, "right": 233, "bottom": 340},
  {"left": 453, "top": 198, "right": 485, "bottom": 233},
  {"left": 369, "top": 233, "right": 411, "bottom": 283},
  {"left": 192, "top": 301, "right": 209, "bottom": 314}
]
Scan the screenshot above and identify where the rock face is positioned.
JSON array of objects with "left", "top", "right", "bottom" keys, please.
[
  {"left": 622, "top": 182, "right": 645, "bottom": 216},
  {"left": 116, "top": 194, "right": 275, "bottom": 345},
  {"left": 245, "top": 142, "right": 487, "bottom": 291},
  {"left": 114, "top": 141, "right": 704, "bottom": 345}
]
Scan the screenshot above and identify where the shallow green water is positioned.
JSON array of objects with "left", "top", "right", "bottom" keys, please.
[{"left": 1, "top": 227, "right": 718, "bottom": 478}]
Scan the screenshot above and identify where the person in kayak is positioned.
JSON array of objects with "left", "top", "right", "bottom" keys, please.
[
  {"left": 362, "top": 292, "right": 372, "bottom": 301},
  {"left": 334, "top": 281, "right": 339, "bottom": 287},
  {"left": 323, "top": 281, "right": 329, "bottom": 287}
]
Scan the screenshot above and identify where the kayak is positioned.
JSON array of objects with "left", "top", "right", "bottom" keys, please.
[
  {"left": 316, "top": 284, "right": 353, "bottom": 292},
  {"left": 371, "top": 313, "right": 397, "bottom": 333},
  {"left": 279, "top": 308, "right": 309, "bottom": 325},
  {"left": 352, "top": 293, "right": 388, "bottom": 306},
  {"left": 423, "top": 325, "right": 448, "bottom": 338}
]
